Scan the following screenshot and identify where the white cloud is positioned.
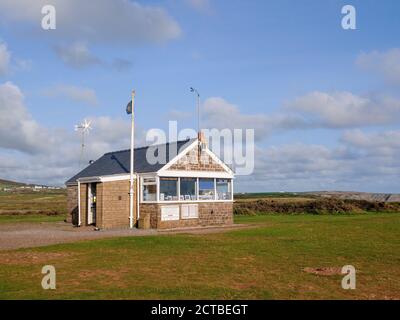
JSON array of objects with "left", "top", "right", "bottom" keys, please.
[
  {"left": 202, "top": 97, "right": 306, "bottom": 141},
  {"left": 54, "top": 42, "right": 101, "bottom": 69},
  {"left": 201, "top": 93, "right": 400, "bottom": 140},
  {"left": 0, "top": 82, "right": 147, "bottom": 185},
  {"left": 0, "top": 0, "right": 181, "bottom": 45},
  {"left": 43, "top": 84, "right": 98, "bottom": 106},
  {"left": 356, "top": 48, "right": 400, "bottom": 85},
  {"left": 236, "top": 129, "right": 400, "bottom": 193},
  {"left": 286, "top": 91, "right": 400, "bottom": 128},
  {"left": 0, "top": 82, "right": 50, "bottom": 154},
  {"left": 0, "top": 40, "right": 31, "bottom": 74},
  {"left": 1, "top": 84, "right": 399, "bottom": 190},
  {"left": 341, "top": 129, "right": 400, "bottom": 156},
  {"left": 54, "top": 42, "right": 133, "bottom": 70},
  {"left": 0, "top": 41, "right": 11, "bottom": 75}
]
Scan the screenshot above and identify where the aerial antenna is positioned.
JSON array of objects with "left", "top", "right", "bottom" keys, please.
[
  {"left": 190, "top": 87, "right": 200, "bottom": 134},
  {"left": 74, "top": 119, "right": 92, "bottom": 167}
]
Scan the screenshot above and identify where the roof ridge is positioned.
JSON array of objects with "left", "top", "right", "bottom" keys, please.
[{"left": 104, "top": 138, "right": 195, "bottom": 155}]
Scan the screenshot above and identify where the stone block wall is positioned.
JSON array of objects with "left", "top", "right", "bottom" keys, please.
[
  {"left": 66, "top": 185, "right": 78, "bottom": 224},
  {"left": 169, "top": 147, "right": 225, "bottom": 171},
  {"left": 97, "top": 180, "right": 137, "bottom": 229},
  {"left": 140, "top": 202, "right": 233, "bottom": 229}
]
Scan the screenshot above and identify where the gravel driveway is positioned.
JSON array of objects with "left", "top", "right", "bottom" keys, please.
[{"left": 0, "top": 221, "right": 249, "bottom": 251}]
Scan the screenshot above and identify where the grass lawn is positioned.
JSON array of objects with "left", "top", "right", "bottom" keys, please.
[
  {"left": 0, "top": 215, "right": 64, "bottom": 224},
  {"left": 0, "top": 213, "right": 399, "bottom": 299},
  {"left": 0, "top": 190, "right": 67, "bottom": 223}
]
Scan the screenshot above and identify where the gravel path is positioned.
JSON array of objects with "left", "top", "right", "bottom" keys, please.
[{"left": 0, "top": 222, "right": 249, "bottom": 251}]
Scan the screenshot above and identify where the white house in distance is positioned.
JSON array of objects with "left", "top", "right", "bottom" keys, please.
[{"left": 65, "top": 134, "right": 234, "bottom": 229}]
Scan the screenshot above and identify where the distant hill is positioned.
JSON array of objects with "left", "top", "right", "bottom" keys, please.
[
  {"left": 303, "top": 191, "right": 400, "bottom": 203},
  {"left": 235, "top": 191, "right": 400, "bottom": 203},
  {"left": 0, "top": 178, "right": 29, "bottom": 187}
]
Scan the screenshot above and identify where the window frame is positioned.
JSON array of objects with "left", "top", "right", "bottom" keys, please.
[
  {"left": 159, "top": 177, "right": 179, "bottom": 201},
  {"left": 141, "top": 175, "right": 157, "bottom": 203},
  {"left": 216, "top": 178, "right": 232, "bottom": 200},
  {"left": 198, "top": 178, "right": 216, "bottom": 201},
  {"left": 179, "top": 177, "right": 198, "bottom": 201},
  {"left": 140, "top": 175, "right": 233, "bottom": 203}
]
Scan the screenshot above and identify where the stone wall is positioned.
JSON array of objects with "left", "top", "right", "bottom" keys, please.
[
  {"left": 70, "top": 180, "right": 232, "bottom": 229},
  {"left": 95, "top": 183, "right": 103, "bottom": 228},
  {"left": 140, "top": 202, "right": 233, "bottom": 229},
  {"left": 66, "top": 185, "right": 78, "bottom": 224},
  {"left": 97, "top": 180, "right": 137, "bottom": 229},
  {"left": 168, "top": 147, "right": 226, "bottom": 171}
]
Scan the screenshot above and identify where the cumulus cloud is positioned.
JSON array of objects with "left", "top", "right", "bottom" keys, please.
[
  {"left": 0, "top": 0, "right": 181, "bottom": 45},
  {"left": 235, "top": 129, "right": 400, "bottom": 193},
  {"left": 0, "top": 82, "right": 51, "bottom": 154},
  {"left": 197, "top": 95, "right": 400, "bottom": 192},
  {"left": 286, "top": 91, "right": 400, "bottom": 128},
  {"left": 1, "top": 85, "right": 399, "bottom": 190},
  {"left": 202, "top": 97, "right": 306, "bottom": 141},
  {"left": 0, "top": 82, "right": 146, "bottom": 185},
  {"left": 356, "top": 48, "right": 400, "bottom": 85},
  {"left": 0, "top": 114, "right": 146, "bottom": 185},
  {"left": 43, "top": 84, "right": 98, "bottom": 106},
  {"left": 341, "top": 129, "right": 400, "bottom": 155},
  {"left": 0, "top": 42, "right": 11, "bottom": 75},
  {"left": 201, "top": 93, "right": 400, "bottom": 140}
]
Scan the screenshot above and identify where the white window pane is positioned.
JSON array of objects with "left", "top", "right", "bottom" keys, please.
[
  {"left": 216, "top": 179, "right": 232, "bottom": 200},
  {"left": 143, "top": 184, "right": 156, "bottom": 201},
  {"left": 160, "top": 178, "right": 178, "bottom": 201},
  {"left": 180, "top": 178, "right": 197, "bottom": 201},
  {"left": 199, "top": 178, "right": 215, "bottom": 200}
]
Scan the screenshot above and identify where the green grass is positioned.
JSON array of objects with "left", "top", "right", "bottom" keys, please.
[
  {"left": 0, "top": 215, "right": 64, "bottom": 224},
  {"left": 0, "top": 213, "right": 399, "bottom": 299},
  {"left": 0, "top": 190, "right": 67, "bottom": 223}
]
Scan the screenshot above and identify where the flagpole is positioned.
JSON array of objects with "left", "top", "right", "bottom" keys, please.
[{"left": 129, "top": 90, "right": 135, "bottom": 229}]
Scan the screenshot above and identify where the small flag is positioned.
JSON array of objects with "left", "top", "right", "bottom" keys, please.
[{"left": 126, "top": 100, "right": 132, "bottom": 114}]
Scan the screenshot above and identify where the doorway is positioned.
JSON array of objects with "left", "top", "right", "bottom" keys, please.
[{"left": 87, "top": 183, "right": 97, "bottom": 225}]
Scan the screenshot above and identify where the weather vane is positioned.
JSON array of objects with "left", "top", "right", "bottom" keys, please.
[{"left": 75, "top": 119, "right": 92, "bottom": 167}]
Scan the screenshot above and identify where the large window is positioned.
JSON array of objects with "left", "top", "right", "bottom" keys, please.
[
  {"left": 142, "top": 177, "right": 156, "bottom": 201},
  {"left": 199, "top": 178, "right": 215, "bottom": 200},
  {"left": 160, "top": 177, "right": 178, "bottom": 201},
  {"left": 180, "top": 178, "right": 197, "bottom": 201},
  {"left": 141, "top": 176, "right": 233, "bottom": 202},
  {"left": 216, "top": 179, "right": 232, "bottom": 200}
]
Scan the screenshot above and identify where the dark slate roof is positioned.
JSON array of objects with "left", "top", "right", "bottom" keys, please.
[{"left": 66, "top": 139, "right": 196, "bottom": 185}]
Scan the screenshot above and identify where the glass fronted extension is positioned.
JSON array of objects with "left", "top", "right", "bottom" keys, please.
[{"left": 141, "top": 176, "right": 233, "bottom": 202}]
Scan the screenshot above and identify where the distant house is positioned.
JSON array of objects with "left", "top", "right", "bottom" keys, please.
[{"left": 65, "top": 135, "right": 234, "bottom": 229}]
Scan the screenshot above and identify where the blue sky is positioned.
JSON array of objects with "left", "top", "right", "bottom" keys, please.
[{"left": 0, "top": 0, "right": 399, "bottom": 192}]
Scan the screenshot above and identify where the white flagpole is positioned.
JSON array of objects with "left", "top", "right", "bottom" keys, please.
[{"left": 129, "top": 90, "right": 135, "bottom": 229}]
